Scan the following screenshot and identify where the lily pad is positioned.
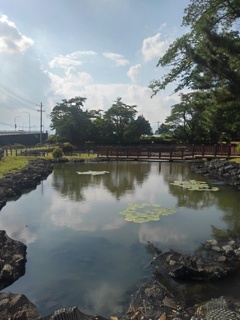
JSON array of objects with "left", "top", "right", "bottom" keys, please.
[
  {"left": 170, "top": 180, "right": 219, "bottom": 191},
  {"left": 77, "top": 171, "right": 110, "bottom": 175},
  {"left": 119, "top": 203, "right": 176, "bottom": 224}
]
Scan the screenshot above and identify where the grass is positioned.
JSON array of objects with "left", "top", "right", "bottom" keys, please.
[
  {"left": 0, "top": 153, "right": 97, "bottom": 178},
  {"left": 0, "top": 155, "right": 33, "bottom": 178},
  {"left": 232, "top": 158, "right": 240, "bottom": 164}
]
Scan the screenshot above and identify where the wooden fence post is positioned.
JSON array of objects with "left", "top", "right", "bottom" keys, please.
[{"left": 192, "top": 145, "right": 195, "bottom": 158}]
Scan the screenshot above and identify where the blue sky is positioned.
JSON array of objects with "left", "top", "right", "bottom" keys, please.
[{"left": 0, "top": 0, "right": 190, "bottom": 133}]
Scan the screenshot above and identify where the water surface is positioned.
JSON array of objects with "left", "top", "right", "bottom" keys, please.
[{"left": 1, "top": 161, "right": 240, "bottom": 317}]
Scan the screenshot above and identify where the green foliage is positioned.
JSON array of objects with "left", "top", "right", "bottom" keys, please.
[
  {"left": 104, "top": 97, "right": 137, "bottom": 144},
  {"left": 50, "top": 96, "right": 153, "bottom": 146},
  {"left": 50, "top": 97, "right": 98, "bottom": 147},
  {"left": 52, "top": 147, "right": 63, "bottom": 159},
  {"left": 62, "top": 142, "right": 74, "bottom": 154},
  {"left": 237, "top": 144, "right": 240, "bottom": 154},
  {"left": 119, "top": 203, "right": 176, "bottom": 223},
  {"left": 170, "top": 180, "right": 219, "bottom": 191},
  {"left": 150, "top": 0, "right": 240, "bottom": 143}
]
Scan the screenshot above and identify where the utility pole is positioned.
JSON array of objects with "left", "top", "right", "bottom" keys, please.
[
  {"left": 14, "top": 116, "right": 20, "bottom": 131},
  {"left": 37, "top": 103, "right": 45, "bottom": 144}
]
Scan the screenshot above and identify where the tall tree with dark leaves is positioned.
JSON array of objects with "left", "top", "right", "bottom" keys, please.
[
  {"left": 150, "top": 0, "right": 240, "bottom": 142},
  {"left": 50, "top": 97, "right": 95, "bottom": 146}
]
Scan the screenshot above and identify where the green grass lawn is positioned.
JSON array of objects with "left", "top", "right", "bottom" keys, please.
[{"left": 0, "top": 156, "right": 31, "bottom": 178}]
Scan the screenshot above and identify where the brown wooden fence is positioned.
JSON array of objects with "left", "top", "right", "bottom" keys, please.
[{"left": 97, "top": 145, "right": 239, "bottom": 161}]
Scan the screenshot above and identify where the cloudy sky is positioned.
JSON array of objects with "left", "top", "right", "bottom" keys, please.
[{"left": 0, "top": 0, "right": 190, "bottom": 133}]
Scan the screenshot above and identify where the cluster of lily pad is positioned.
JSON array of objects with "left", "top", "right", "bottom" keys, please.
[
  {"left": 77, "top": 171, "right": 110, "bottom": 175},
  {"left": 170, "top": 180, "right": 219, "bottom": 191},
  {"left": 119, "top": 203, "right": 176, "bottom": 223}
]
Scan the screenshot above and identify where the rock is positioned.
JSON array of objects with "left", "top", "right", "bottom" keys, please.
[
  {"left": 0, "top": 158, "right": 53, "bottom": 210},
  {"left": 0, "top": 230, "right": 27, "bottom": 290},
  {"left": 0, "top": 292, "right": 40, "bottom": 319},
  {"left": 152, "top": 250, "right": 235, "bottom": 281},
  {"left": 191, "top": 159, "right": 240, "bottom": 186},
  {"left": 42, "top": 306, "right": 108, "bottom": 320}
]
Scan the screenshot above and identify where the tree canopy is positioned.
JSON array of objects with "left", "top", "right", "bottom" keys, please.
[
  {"left": 50, "top": 97, "right": 152, "bottom": 146},
  {"left": 150, "top": 0, "right": 240, "bottom": 143},
  {"left": 50, "top": 97, "right": 96, "bottom": 146}
]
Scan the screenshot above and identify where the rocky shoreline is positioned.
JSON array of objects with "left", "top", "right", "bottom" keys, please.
[
  {"left": 1, "top": 158, "right": 240, "bottom": 319},
  {"left": 191, "top": 158, "right": 240, "bottom": 186},
  {"left": 0, "top": 158, "right": 54, "bottom": 210}
]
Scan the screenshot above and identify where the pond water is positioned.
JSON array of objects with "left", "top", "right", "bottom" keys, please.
[{"left": 1, "top": 161, "right": 240, "bottom": 317}]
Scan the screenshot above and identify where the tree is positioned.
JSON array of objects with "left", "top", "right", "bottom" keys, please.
[
  {"left": 125, "top": 115, "right": 152, "bottom": 143},
  {"left": 150, "top": 0, "right": 240, "bottom": 142},
  {"left": 90, "top": 114, "right": 116, "bottom": 145},
  {"left": 165, "top": 92, "right": 216, "bottom": 143},
  {"left": 50, "top": 97, "right": 96, "bottom": 146},
  {"left": 104, "top": 98, "right": 137, "bottom": 144},
  {"left": 150, "top": 0, "right": 240, "bottom": 95}
]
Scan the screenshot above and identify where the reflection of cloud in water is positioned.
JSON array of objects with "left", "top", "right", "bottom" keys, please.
[
  {"left": 102, "top": 217, "right": 126, "bottom": 230},
  {"left": 84, "top": 283, "right": 124, "bottom": 315},
  {"left": 49, "top": 195, "right": 125, "bottom": 232},
  {"left": 0, "top": 215, "right": 37, "bottom": 244},
  {"left": 50, "top": 203, "right": 95, "bottom": 231},
  {"left": 138, "top": 224, "right": 187, "bottom": 247}
]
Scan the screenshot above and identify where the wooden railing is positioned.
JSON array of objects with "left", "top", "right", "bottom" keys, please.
[{"left": 97, "top": 145, "right": 238, "bottom": 160}]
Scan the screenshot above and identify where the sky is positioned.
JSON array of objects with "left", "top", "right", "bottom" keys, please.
[{"left": 0, "top": 0, "right": 190, "bottom": 134}]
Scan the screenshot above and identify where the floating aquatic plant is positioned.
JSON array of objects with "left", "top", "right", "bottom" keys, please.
[
  {"left": 170, "top": 180, "right": 219, "bottom": 191},
  {"left": 77, "top": 171, "right": 110, "bottom": 175},
  {"left": 119, "top": 203, "right": 176, "bottom": 223}
]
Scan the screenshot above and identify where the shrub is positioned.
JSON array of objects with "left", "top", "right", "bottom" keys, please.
[
  {"left": 52, "top": 147, "right": 63, "bottom": 159},
  {"left": 62, "top": 142, "right": 74, "bottom": 154},
  {"left": 237, "top": 144, "right": 240, "bottom": 154}
]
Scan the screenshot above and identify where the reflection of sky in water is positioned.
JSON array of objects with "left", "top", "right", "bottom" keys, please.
[{"left": 1, "top": 162, "right": 234, "bottom": 317}]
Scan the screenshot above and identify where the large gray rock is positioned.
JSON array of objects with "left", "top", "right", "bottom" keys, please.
[
  {"left": 191, "top": 159, "right": 240, "bottom": 185},
  {"left": 0, "top": 292, "right": 40, "bottom": 320},
  {"left": 0, "top": 230, "right": 27, "bottom": 290}
]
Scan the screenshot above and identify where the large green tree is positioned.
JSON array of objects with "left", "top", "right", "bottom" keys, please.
[
  {"left": 50, "top": 97, "right": 96, "bottom": 146},
  {"left": 150, "top": 0, "right": 240, "bottom": 142},
  {"left": 103, "top": 98, "right": 152, "bottom": 144},
  {"left": 104, "top": 98, "right": 138, "bottom": 144}
]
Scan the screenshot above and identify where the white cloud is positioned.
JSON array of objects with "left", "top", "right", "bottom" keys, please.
[
  {"left": 127, "top": 64, "right": 141, "bottom": 82},
  {"left": 49, "top": 50, "right": 97, "bottom": 69},
  {"left": 103, "top": 52, "right": 129, "bottom": 66},
  {"left": 0, "top": 15, "right": 33, "bottom": 53},
  {"left": 49, "top": 56, "right": 83, "bottom": 68},
  {"left": 141, "top": 32, "right": 170, "bottom": 62},
  {"left": 47, "top": 67, "right": 93, "bottom": 97}
]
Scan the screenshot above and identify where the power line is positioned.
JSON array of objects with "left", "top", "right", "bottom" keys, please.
[{"left": 0, "top": 81, "right": 37, "bottom": 111}]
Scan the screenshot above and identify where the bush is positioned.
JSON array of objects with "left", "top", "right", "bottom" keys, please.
[
  {"left": 62, "top": 142, "right": 74, "bottom": 154},
  {"left": 52, "top": 147, "right": 63, "bottom": 159},
  {"left": 237, "top": 144, "right": 240, "bottom": 154}
]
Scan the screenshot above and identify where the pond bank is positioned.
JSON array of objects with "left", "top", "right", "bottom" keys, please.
[
  {"left": 191, "top": 158, "right": 240, "bottom": 187},
  {"left": 0, "top": 158, "right": 53, "bottom": 210}
]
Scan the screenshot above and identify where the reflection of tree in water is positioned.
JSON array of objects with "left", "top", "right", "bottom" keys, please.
[
  {"left": 169, "top": 184, "right": 218, "bottom": 209},
  {"left": 102, "top": 162, "right": 151, "bottom": 199},
  {"left": 52, "top": 164, "right": 90, "bottom": 201},
  {"left": 211, "top": 186, "right": 240, "bottom": 238},
  {"left": 161, "top": 162, "right": 218, "bottom": 209},
  {"left": 160, "top": 163, "right": 239, "bottom": 239},
  {"left": 52, "top": 162, "right": 151, "bottom": 201}
]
